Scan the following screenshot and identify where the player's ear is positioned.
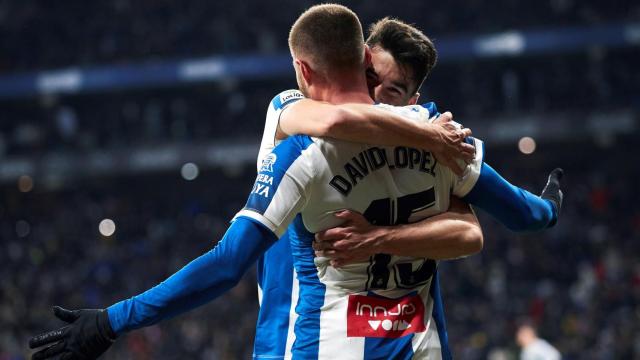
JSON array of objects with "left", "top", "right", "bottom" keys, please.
[
  {"left": 408, "top": 92, "right": 420, "bottom": 105},
  {"left": 297, "top": 59, "right": 314, "bottom": 86},
  {"left": 364, "top": 45, "right": 372, "bottom": 68}
]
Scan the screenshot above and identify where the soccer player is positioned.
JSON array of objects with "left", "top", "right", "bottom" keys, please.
[
  {"left": 252, "top": 17, "right": 563, "bottom": 360},
  {"left": 252, "top": 19, "right": 481, "bottom": 360},
  {"left": 29, "top": 5, "right": 562, "bottom": 360},
  {"left": 516, "top": 321, "right": 561, "bottom": 360}
]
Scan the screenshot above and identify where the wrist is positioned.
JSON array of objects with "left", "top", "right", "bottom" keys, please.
[
  {"left": 100, "top": 309, "right": 118, "bottom": 341},
  {"left": 422, "top": 124, "right": 443, "bottom": 152},
  {"left": 372, "top": 226, "right": 396, "bottom": 254}
]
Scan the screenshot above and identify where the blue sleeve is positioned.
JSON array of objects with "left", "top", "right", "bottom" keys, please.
[
  {"left": 462, "top": 163, "right": 557, "bottom": 232},
  {"left": 420, "top": 102, "right": 440, "bottom": 117},
  {"left": 107, "top": 217, "right": 277, "bottom": 335}
]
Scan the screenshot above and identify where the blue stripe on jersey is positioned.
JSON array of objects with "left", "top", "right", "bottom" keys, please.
[
  {"left": 362, "top": 295, "right": 414, "bottom": 360},
  {"left": 364, "top": 336, "right": 414, "bottom": 360},
  {"left": 361, "top": 291, "right": 417, "bottom": 360},
  {"left": 288, "top": 214, "right": 326, "bottom": 359},
  {"left": 245, "top": 135, "right": 314, "bottom": 215},
  {"left": 430, "top": 269, "right": 452, "bottom": 360},
  {"left": 253, "top": 230, "right": 294, "bottom": 359}
]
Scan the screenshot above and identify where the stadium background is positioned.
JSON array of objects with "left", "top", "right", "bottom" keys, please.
[{"left": 1, "top": 1, "right": 639, "bottom": 359}]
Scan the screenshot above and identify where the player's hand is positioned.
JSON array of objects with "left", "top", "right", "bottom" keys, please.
[
  {"left": 540, "top": 168, "right": 564, "bottom": 226},
  {"left": 314, "top": 210, "right": 383, "bottom": 267},
  {"left": 29, "top": 306, "right": 116, "bottom": 360},
  {"left": 430, "top": 112, "right": 475, "bottom": 176}
]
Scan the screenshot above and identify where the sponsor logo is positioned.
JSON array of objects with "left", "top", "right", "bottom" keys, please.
[
  {"left": 260, "top": 153, "right": 277, "bottom": 173},
  {"left": 280, "top": 91, "right": 304, "bottom": 105},
  {"left": 251, "top": 173, "right": 274, "bottom": 198},
  {"left": 346, "top": 294, "right": 426, "bottom": 338}
]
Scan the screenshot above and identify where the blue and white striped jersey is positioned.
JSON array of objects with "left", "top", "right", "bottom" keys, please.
[
  {"left": 243, "top": 97, "right": 484, "bottom": 359},
  {"left": 254, "top": 90, "right": 304, "bottom": 359}
]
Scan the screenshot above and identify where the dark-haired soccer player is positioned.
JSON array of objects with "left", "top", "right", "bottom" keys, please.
[{"left": 252, "top": 16, "right": 562, "bottom": 360}]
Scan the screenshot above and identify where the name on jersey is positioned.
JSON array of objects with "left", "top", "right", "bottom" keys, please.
[
  {"left": 346, "top": 293, "right": 426, "bottom": 338},
  {"left": 330, "top": 146, "right": 437, "bottom": 196},
  {"left": 251, "top": 174, "right": 273, "bottom": 197}
]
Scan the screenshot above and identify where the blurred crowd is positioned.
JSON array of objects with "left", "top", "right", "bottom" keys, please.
[
  {"left": 1, "top": 0, "right": 638, "bottom": 72},
  {"left": 1, "top": 139, "right": 638, "bottom": 360},
  {"left": 2, "top": 47, "right": 639, "bottom": 157},
  {"left": 1, "top": 1, "right": 639, "bottom": 359}
]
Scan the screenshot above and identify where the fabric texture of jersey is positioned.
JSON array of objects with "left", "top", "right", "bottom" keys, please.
[{"left": 238, "top": 102, "right": 484, "bottom": 359}]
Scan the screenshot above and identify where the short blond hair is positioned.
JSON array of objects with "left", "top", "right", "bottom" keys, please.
[{"left": 288, "top": 4, "right": 365, "bottom": 75}]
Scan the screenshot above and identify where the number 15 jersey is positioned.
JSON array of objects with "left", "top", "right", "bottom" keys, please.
[{"left": 236, "top": 103, "right": 484, "bottom": 359}]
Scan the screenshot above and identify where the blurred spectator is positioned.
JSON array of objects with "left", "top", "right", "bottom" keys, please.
[{"left": 516, "top": 321, "right": 561, "bottom": 360}]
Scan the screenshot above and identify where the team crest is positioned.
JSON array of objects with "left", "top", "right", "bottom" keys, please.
[{"left": 260, "top": 153, "right": 277, "bottom": 173}]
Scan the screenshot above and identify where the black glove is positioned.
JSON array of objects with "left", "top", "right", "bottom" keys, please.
[
  {"left": 29, "top": 306, "right": 116, "bottom": 360},
  {"left": 540, "top": 168, "right": 564, "bottom": 227}
]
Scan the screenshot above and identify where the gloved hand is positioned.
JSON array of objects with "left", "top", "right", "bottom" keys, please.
[
  {"left": 29, "top": 306, "right": 116, "bottom": 360},
  {"left": 540, "top": 168, "right": 564, "bottom": 226}
]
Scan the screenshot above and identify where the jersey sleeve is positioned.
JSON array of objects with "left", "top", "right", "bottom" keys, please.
[
  {"left": 451, "top": 136, "right": 485, "bottom": 197},
  {"left": 420, "top": 101, "right": 439, "bottom": 118},
  {"left": 237, "top": 135, "right": 316, "bottom": 237},
  {"left": 256, "top": 89, "right": 305, "bottom": 171}
]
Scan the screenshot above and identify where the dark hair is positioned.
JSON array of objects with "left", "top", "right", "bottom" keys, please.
[
  {"left": 288, "top": 4, "right": 364, "bottom": 75},
  {"left": 366, "top": 18, "right": 437, "bottom": 93}
]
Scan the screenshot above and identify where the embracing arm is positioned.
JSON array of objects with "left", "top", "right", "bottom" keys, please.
[
  {"left": 377, "top": 197, "right": 483, "bottom": 259},
  {"left": 314, "top": 197, "right": 482, "bottom": 266},
  {"left": 279, "top": 99, "right": 475, "bottom": 174},
  {"left": 107, "top": 217, "right": 275, "bottom": 335},
  {"left": 462, "top": 163, "right": 563, "bottom": 232}
]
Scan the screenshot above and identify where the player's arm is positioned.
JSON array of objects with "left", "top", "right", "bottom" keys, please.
[
  {"left": 463, "top": 163, "right": 563, "bottom": 231},
  {"left": 423, "top": 102, "right": 563, "bottom": 230},
  {"left": 28, "top": 217, "right": 277, "bottom": 359},
  {"left": 314, "top": 197, "right": 482, "bottom": 267},
  {"left": 29, "top": 139, "right": 315, "bottom": 360},
  {"left": 278, "top": 98, "right": 475, "bottom": 175},
  {"left": 315, "top": 138, "right": 563, "bottom": 266},
  {"left": 424, "top": 105, "right": 562, "bottom": 230}
]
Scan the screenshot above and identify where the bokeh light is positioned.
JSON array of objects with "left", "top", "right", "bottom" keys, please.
[
  {"left": 181, "top": 162, "right": 199, "bottom": 181},
  {"left": 518, "top": 136, "right": 536, "bottom": 154},
  {"left": 18, "top": 175, "right": 34, "bottom": 193},
  {"left": 99, "top": 219, "right": 116, "bottom": 237}
]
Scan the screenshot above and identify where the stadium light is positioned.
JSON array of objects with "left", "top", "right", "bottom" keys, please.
[
  {"left": 99, "top": 219, "right": 116, "bottom": 237},
  {"left": 181, "top": 162, "right": 199, "bottom": 181},
  {"left": 518, "top": 136, "right": 536, "bottom": 154}
]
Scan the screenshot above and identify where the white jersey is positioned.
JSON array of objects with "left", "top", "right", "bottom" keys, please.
[{"left": 243, "top": 95, "right": 484, "bottom": 359}]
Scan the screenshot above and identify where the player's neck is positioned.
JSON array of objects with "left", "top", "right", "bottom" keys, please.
[
  {"left": 312, "top": 77, "right": 373, "bottom": 105},
  {"left": 310, "top": 71, "right": 374, "bottom": 104}
]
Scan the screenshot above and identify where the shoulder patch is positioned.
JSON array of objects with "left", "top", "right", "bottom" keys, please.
[{"left": 271, "top": 89, "right": 305, "bottom": 110}]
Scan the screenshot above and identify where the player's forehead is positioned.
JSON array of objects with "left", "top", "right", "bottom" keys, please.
[{"left": 370, "top": 46, "right": 415, "bottom": 94}]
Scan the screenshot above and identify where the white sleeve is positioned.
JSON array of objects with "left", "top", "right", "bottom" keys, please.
[
  {"left": 238, "top": 135, "right": 316, "bottom": 238},
  {"left": 451, "top": 136, "right": 485, "bottom": 197},
  {"left": 256, "top": 89, "right": 305, "bottom": 171}
]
